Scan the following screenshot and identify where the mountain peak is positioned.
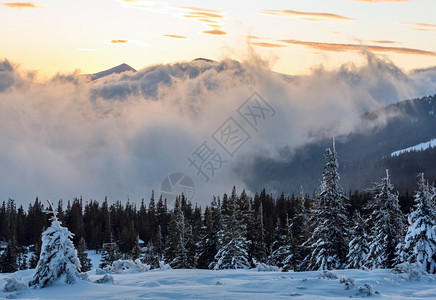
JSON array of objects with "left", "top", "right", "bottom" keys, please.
[
  {"left": 91, "top": 63, "right": 136, "bottom": 81},
  {"left": 192, "top": 58, "right": 214, "bottom": 63}
]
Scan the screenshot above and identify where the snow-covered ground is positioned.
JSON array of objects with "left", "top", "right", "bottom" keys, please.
[
  {"left": 391, "top": 139, "right": 436, "bottom": 157},
  {"left": 1, "top": 256, "right": 435, "bottom": 299},
  {"left": 88, "top": 251, "right": 102, "bottom": 269}
]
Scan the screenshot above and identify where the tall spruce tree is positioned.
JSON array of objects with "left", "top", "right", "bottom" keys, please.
[
  {"left": 247, "top": 190, "right": 268, "bottom": 265},
  {"left": 245, "top": 198, "right": 257, "bottom": 266},
  {"left": 155, "top": 225, "right": 163, "bottom": 261},
  {"left": 30, "top": 200, "right": 81, "bottom": 288},
  {"left": 83, "top": 200, "right": 101, "bottom": 250},
  {"left": 252, "top": 203, "right": 267, "bottom": 263},
  {"left": 148, "top": 191, "right": 157, "bottom": 242},
  {"left": 165, "top": 196, "right": 196, "bottom": 269},
  {"left": 269, "top": 215, "right": 295, "bottom": 271},
  {"left": 366, "top": 170, "right": 405, "bottom": 269},
  {"left": 206, "top": 197, "right": 224, "bottom": 269},
  {"left": 346, "top": 211, "right": 370, "bottom": 269},
  {"left": 0, "top": 235, "right": 19, "bottom": 273},
  {"left": 211, "top": 187, "right": 250, "bottom": 269},
  {"left": 0, "top": 201, "right": 6, "bottom": 245},
  {"left": 304, "top": 140, "right": 350, "bottom": 270},
  {"left": 196, "top": 205, "right": 217, "bottom": 269},
  {"left": 173, "top": 211, "right": 196, "bottom": 268},
  {"left": 164, "top": 199, "right": 180, "bottom": 264},
  {"left": 401, "top": 174, "right": 436, "bottom": 273},
  {"left": 156, "top": 195, "right": 169, "bottom": 240},
  {"left": 292, "top": 186, "right": 309, "bottom": 270}
]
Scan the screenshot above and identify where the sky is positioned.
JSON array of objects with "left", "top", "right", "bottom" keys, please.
[
  {"left": 1, "top": 0, "right": 436, "bottom": 207},
  {"left": 0, "top": 0, "right": 435, "bottom": 77}
]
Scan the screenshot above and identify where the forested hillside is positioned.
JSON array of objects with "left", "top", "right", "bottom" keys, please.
[{"left": 243, "top": 94, "right": 436, "bottom": 195}]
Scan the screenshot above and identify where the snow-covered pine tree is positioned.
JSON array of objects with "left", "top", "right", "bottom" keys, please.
[
  {"left": 205, "top": 196, "right": 224, "bottom": 269},
  {"left": 401, "top": 173, "right": 436, "bottom": 273},
  {"left": 245, "top": 197, "right": 257, "bottom": 266},
  {"left": 165, "top": 196, "right": 196, "bottom": 269},
  {"left": 164, "top": 198, "right": 180, "bottom": 264},
  {"left": 346, "top": 211, "right": 369, "bottom": 269},
  {"left": 99, "top": 238, "right": 121, "bottom": 268},
  {"left": 18, "top": 250, "right": 28, "bottom": 270},
  {"left": 269, "top": 215, "right": 295, "bottom": 271},
  {"left": 252, "top": 203, "right": 267, "bottom": 263},
  {"left": 196, "top": 204, "right": 217, "bottom": 269},
  {"left": 142, "top": 240, "right": 160, "bottom": 269},
  {"left": 214, "top": 193, "right": 229, "bottom": 256},
  {"left": 29, "top": 241, "right": 41, "bottom": 269},
  {"left": 30, "top": 200, "right": 81, "bottom": 288},
  {"left": 155, "top": 225, "right": 163, "bottom": 261},
  {"left": 248, "top": 191, "right": 268, "bottom": 265},
  {"left": 291, "top": 186, "right": 309, "bottom": 270},
  {"left": 0, "top": 236, "right": 19, "bottom": 273},
  {"left": 303, "top": 140, "right": 350, "bottom": 270},
  {"left": 131, "top": 236, "right": 142, "bottom": 260},
  {"left": 77, "top": 237, "right": 92, "bottom": 272},
  {"left": 366, "top": 170, "right": 406, "bottom": 269},
  {"left": 211, "top": 187, "right": 250, "bottom": 269}
]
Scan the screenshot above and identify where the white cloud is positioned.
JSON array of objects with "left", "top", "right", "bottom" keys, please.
[{"left": 0, "top": 52, "right": 435, "bottom": 206}]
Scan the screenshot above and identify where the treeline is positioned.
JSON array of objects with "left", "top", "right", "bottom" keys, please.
[
  {"left": 0, "top": 185, "right": 419, "bottom": 270},
  {"left": 0, "top": 191, "right": 416, "bottom": 253},
  {"left": 0, "top": 145, "right": 434, "bottom": 273}
]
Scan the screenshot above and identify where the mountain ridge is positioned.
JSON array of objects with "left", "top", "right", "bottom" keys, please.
[
  {"left": 240, "top": 94, "right": 436, "bottom": 195},
  {"left": 90, "top": 63, "right": 136, "bottom": 81}
]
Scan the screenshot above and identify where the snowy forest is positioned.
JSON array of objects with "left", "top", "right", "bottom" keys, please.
[{"left": 1, "top": 143, "right": 435, "bottom": 276}]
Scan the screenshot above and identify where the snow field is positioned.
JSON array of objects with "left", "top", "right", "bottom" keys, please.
[{"left": 2, "top": 266, "right": 435, "bottom": 299}]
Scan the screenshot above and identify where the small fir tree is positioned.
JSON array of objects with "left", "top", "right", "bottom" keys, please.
[
  {"left": 30, "top": 200, "right": 81, "bottom": 288},
  {"left": 142, "top": 241, "right": 160, "bottom": 269},
  {"left": 29, "top": 241, "right": 41, "bottom": 269},
  {"left": 77, "top": 237, "right": 92, "bottom": 272},
  {"left": 131, "top": 235, "right": 142, "bottom": 261},
  {"left": 100, "top": 240, "right": 121, "bottom": 268},
  {"left": 18, "top": 249, "right": 28, "bottom": 270}
]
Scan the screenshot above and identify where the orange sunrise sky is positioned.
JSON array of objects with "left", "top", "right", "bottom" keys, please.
[{"left": 0, "top": 0, "right": 435, "bottom": 76}]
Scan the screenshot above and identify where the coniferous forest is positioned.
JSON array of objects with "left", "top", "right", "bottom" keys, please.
[{"left": 0, "top": 143, "right": 435, "bottom": 274}]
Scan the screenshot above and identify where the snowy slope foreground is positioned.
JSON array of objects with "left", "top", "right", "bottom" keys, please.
[
  {"left": 391, "top": 139, "right": 436, "bottom": 157},
  {"left": 1, "top": 266, "right": 435, "bottom": 299}
]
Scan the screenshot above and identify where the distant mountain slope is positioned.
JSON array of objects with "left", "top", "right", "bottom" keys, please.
[
  {"left": 391, "top": 139, "right": 436, "bottom": 157},
  {"left": 88, "top": 59, "right": 250, "bottom": 101},
  {"left": 241, "top": 94, "right": 436, "bottom": 195},
  {"left": 91, "top": 63, "right": 136, "bottom": 81}
]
